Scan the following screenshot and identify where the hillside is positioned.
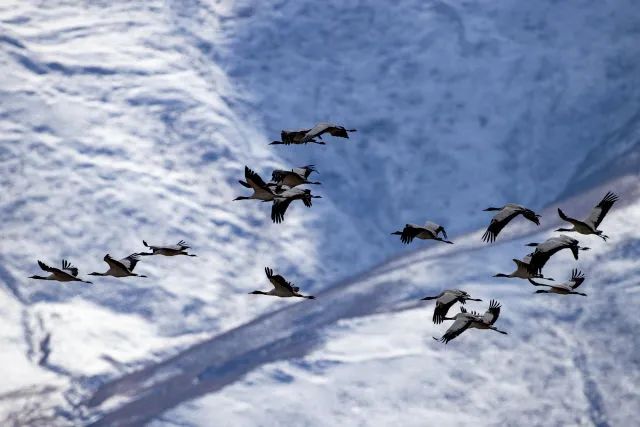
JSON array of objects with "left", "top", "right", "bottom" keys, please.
[
  {"left": 81, "top": 177, "right": 640, "bottom": 426},
  {"left": 0, "top": 0, "right": 638, "bottom": 425}
]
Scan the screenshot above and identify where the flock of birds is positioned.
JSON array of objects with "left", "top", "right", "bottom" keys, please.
[
  {"left": 411, "top": 191, "right": 618, "bottom": 343},
  {"left": 29, "top": 122, "right": 620, "bottom": 344}
]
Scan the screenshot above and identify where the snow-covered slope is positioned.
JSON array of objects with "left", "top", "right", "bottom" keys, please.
[
  {"left": 0, "top": 1, "right": 328, "bottom": 423},
  {"left": 79, "top": 177, "right": 639, "bottom": 426},
  {"left": 218, "top": 0, "right": 640, "bottom": 265},
  {"left": 0, "top": 0, "right": 639, "bottom": 425}
]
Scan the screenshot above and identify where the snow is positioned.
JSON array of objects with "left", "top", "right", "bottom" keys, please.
[
  {"left": 32, "top": 298, "right": 210, "bottom": 376},
  {"left": 156, "top": 188, "right": 640, "bottom": 426},
  {"left": 0, "top": 0, "right": 639, "bottom": 425},
  {"left": 0, "top": 289, "right": 62, "bottom": 391},
  {"left": 0, "top": 288, "right": 68, "bottom": 425}
]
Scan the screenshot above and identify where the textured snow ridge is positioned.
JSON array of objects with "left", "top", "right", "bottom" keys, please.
[
  {"left": 79, "top": 177, "right": 638, "bottom": 426},
  {"left": 1, "top": 0, "right": 639, "bottom": 425},
  {"left": 155, "top": 181, "right": 638, "bottom": 427},
  {"left": 0, "top": 1, "right": 325, "bottom": 424},
  {"left": 219, "top": 0, "right": 640, "bottom": 265}
]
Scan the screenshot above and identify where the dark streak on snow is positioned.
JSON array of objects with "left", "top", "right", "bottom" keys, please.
[{"left": 573, "top": 350, "right": 610, "bottom": 427}]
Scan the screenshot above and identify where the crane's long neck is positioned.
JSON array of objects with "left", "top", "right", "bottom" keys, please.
[
  {"left": 483, "top": 207, "right": 501, "bottom": 211},
  {"left": 421, "top": 296, "right": 438, "bottom": 300},
  {"left": 436, "top": 238, "right": 454, "bottom": 244},
  {"left": 493, "top": 273, "right": 510, "bottom": 278},
  {"left": 29, "top": 275, "right": 49, "bottom": 280},
  {"left": 89, "top": 272, "right": 107, "bottom": 276}
]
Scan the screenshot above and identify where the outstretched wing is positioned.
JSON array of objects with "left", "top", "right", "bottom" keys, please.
[
  {"left": 527, "top": 250, "right": 551, "bottom": 275},
  {"left": 557, "top": 208, "right": 573, "bottom": 223},
  {"left": 570, "top": 245, "right": 580, "bottom": 260},
  {"left": 142, "top": 240, "right": 159, "bottom": 250},
  {"left": 38, "top": 260, "right": 56, "bottom": 273},
  {"left": 526, "top": 238, "right": 568, "bottom": 274},
  {"left": 61, "top": 259, "right": 79, "bottom": 277},
  {"left": 265, "top": 267, "right": 295, "bottom": 293},
  {"left": 104, "top": 254, "right": 129, "bottom": 272},
  {"left": 301, "top": 192, "right": 313, "bottom": 208},
  {"left": 437, "top": 317, "right": 472, "bottom": 344},
  {"left": 271, "top": 198, "right": 295, "bottom": 224},
  {"left": 244, "top": 166, "right": 270, "bottom": 191},
  {"left": 514, "top": 254, "right": 533, "bottom": 274},
  {"left": 398, "top": 224, "right": 423, "bottom": 244},
  {"left": 271, "top": 169, "right": 291, "bottom": 183},
  {"left": 569, "top": 269, "right": 586, "bottom": 289},
  {"left": 482, "top": 300, "right": 501, "bottom": 325},
  {"left": 292, "top": 165, "right": 316, "bottom": 178},
  {"left": 586, "top": 192, "right": 618, "bottom": 229},
  {"left": 281, "top": 129, "right": 310, "bottom": 144},
  {"left": 436, "top": 225, "right": 448, "bottom": 240},
  {"left": 482, "top": 208, "right": 521, "bottom": 243},
  {"left": 522, "top": 209, "right": 541, "bottom": 226},
  {"left": 176, "top": 240, "right": 190, "bottom": 249},
  {"left": 301, "top": 123, "right": 332, "bottom": 142},
  {"left": 432, "top": 293, "right": 459, "bottom": 324},
  {"left": 116, "top": 254, "right": 140, "bottom": 271}
]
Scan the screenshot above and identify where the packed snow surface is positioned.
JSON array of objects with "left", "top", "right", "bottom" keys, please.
[{"left": 0, "top": 0, "right": 639, "bottom": 425}]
